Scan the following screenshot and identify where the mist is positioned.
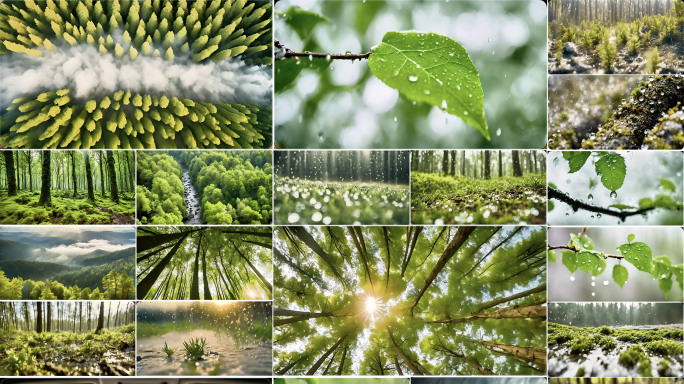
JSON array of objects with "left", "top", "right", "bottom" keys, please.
[{"left": 0, "top": 43, "right": 272, "bottom": 109}]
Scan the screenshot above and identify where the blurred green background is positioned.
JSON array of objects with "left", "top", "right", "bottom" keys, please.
[{"left": 274, "top": 0, "right": 548, "bottom": 149}]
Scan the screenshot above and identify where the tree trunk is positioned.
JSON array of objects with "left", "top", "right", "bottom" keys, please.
[
  {"left": 221, "top": 229, "right": 272, "bottom": 238},
  {"left": 289, "top": 227, "right": 346, "bottom": 288},
  {"left": 95, "top": 301, "right": 104, "bottom": 334},
  {"left": 38, "top": 151, "right": 51, "bottom": 206},
  {"left": 437, "top": 344, "right": 494, "bottom": 375},
  {"left": 107, "top": 151, "right": 119, "bottom": 203},
  {"left": 431, "top": 303, "right": 546, "bottom": 324},
  {"left": 190, "top": 232, "right": 204, "bottom": 300},
  {"left": 393, "top": 355, "right": 404, "bottom": 376},
  {"left": 46, "top": 302, "right": 51, "bottom": 332},
  {"left": 512, "top": 150, "right": 523, "bottom": 177},
  {"left": 25, "top": 152, "right": 32, "bottom": 191},
  {"left": 99, "top": 151, "right": 106, "bottom": 197},
  {"left": 484, "top": 151, "right": 491, "bottom": 179},
  {"left": 84, "top": 151, "right": 95, "bottom": 201},
  {"left": 475, "top": 283, "right": 547, "bottom": 313},
  {"left": 498, "top": 151, "right": 503, "bottom": 177},
  {"left": 138, "top": 232, "right": 190, "bottom": 298},
  {"left": 137, "top": 229, "right": 199, "bottom": 253},
  {"left": 305, "top": 333, "right": 348, "bottom": 375},
  {"left": 233, "top": 242, "right": 272, "bottom": 293},
  {"left": 70, "top": 151, "right": 77, "bottom": 197},
  {"left": 337, "top": 344, "right": 349, "bottom": 375},
  {"left": 273, "top": 308, "right": 335, "bottom": 327},
  {"left": 467, "top": 338, "right": 546, "bottom": 367},
  {"left": 3, "top": 151, "right": 17, "bottom": 196},
  {"left": 388, "top": 328, "right": 425, "bottom": 375},
  {"left": 36, "top": 302, "right": 43, "bottom": 333},
  {"left": 202, "top": 247, "right": 212, "bottom": 300},
  {"left": 411, "top": 227, "right": 475, "bottom": 309},
  {"left": 401, "top": 226, "right": 423, "bottom": 277}
]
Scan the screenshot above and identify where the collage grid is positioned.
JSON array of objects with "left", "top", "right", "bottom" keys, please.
[{"left": 0, "top": 0, "right": 682, "bottom": 382}]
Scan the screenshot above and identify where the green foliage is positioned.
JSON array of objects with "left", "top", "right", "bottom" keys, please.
[
  {"left": 597, "top": 36, "right": 617, "bottom": 71},
  {"left": 615, "top": 22, "right": 629, "bottom": 45},
  {"left": 578, "top": 20, "right": 607, "bottom": 50},
  {"left": 136, "top": 152, "right": 186, "bottom": 224},
  {"left": 619, "top": 345, "right": 647, "bottom": 368},
  {"left": 598, "top": 335, "right": 616, "bottom": 350},
  {"left": 183, "top": 337, "right": 207, "bottom": 360},
  {"left": 411, "top": 172, "right": 546, "bottom": 225},
  {"left": 368, "top": 31, "right": 488, "bottom": 139},
  {"left": 644, "top": 339, "right": 684, "bottom": 356},
  {"left": 646, "top": 47, "right": 660, "bottom": 74},
  {"left": 569, "top": 336, "right": 593, "bottom": 354},
  {"left": 162, "top": 341, "right": 174, "bottom": 358}
]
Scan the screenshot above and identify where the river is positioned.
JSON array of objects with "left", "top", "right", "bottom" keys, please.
[{"left": 181, "top": 165, "right": 203, "bottom": 225}]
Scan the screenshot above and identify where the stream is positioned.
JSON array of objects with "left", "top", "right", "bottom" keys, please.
[{"left": 182, "top": 165, "right": 204, "bottom": 225}]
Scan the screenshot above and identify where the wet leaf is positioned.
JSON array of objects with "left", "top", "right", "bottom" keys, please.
[
  {"left": 368, "top": 31, "right": 488, "bottom": 139},
  {"left": 618, "top": 242, "right": 653, "bottom": 273},
  {"left": 594, "top": 152, "right": 625, "bottom": 192},
  {"left": 563, "top": 152, "right": 591, "bottom": 173},
  {"left": 659, "top": 276, "right": 672, "bottom": 298},
  {"left": 627, "top": 233, "right": 635, "bottom": 243},
  {"left": 549, "top": 200, "right": 555, "bottom": 212},
  {"left": 548, "top": 249, "right": 557, "bottom": 263},
  {"left": 562, "top": 250, "right": 578, "bottom": 273},
  {"left": 612, "top": 264, "right": 628, "bottom": 288},
  {"left": 275, "top": 58, "right": 331, "bottom": 94},
  {"left": 281, "top": 6, "right": 330, "bottom": 41},
  {"left": 576, "top": 251, "right": 604, "bottom": 274},
  {"left": 639, "top": 197, "right": 655, "bottom": 209},
  {"left": 674, "top": 265, "right": 683, "bottom": 291},
  {"left": 659, "top": 178, "right": 676, "bottom": 192}
]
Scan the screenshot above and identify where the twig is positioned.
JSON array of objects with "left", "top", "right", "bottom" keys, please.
[
  {"left": 275, "top": 39, "right": 371, "bottom": 60},
  {"left": 547, "top": 245, "right": 623, "bottom": 260},
  {"left": 548, "top": 186, "right": 654, "bottom": 221}
]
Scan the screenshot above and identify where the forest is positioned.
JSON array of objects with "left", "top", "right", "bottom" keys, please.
[
  {"left": 0, "top": 0, "right": 272, "bottom": 149},
  {"left": 0, "top": 227, "right": 135, "bottom": 301},
  {"left": 274, "top": 151, "right": 409, "bottom": 225},
  {"left": 137, "top": 301, "right": 272, "bottom": 376},
  {"left": 0, "top": 301, "right": 135, "bottom": 376},
  {"left": 137, "top": 226, "right": 272, "bottom": 300},
  {"left": 275, "top": 380, "right": 408, "bottom": 384},
  {"left": 548, "top": 151, "right": 683, "bottom": 225},
  {"left": 548, "top": 75, "right": 684, "bottom": 149},
  {"left": 549, "top": 303, "right": 683, "bottom": 377},
  {"left": 411, "top": 150, "right": 546, "bottom": 225},
  {"left": 549, "top": 0, "right": 683, "bottom": 74},
  {"left": 273, "top": 226, "right": 547, "bottom": 376},
  {"left": 548, "top": 227, "right": 683, "bottom": 302},
  {"left": 137, "top": 150, "right": 272, "bottom": 225},
  {"left": 0, "top": 150, "right": 134, "bottom": 224}
]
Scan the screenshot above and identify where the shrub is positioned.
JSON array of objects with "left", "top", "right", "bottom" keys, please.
[
  {"left": 598, "top": 37, "right": 617, "bottom": 71},
  {"left": 626, "top": 34, "right": 640, "bottom": 55},
  {"left": 615, "top": 23, "right": 629, "bottom": 45},
  {"left": 646, "top": 47, "right": 660, "bottom": 74}
]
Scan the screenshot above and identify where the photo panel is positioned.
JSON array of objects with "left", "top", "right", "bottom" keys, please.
[
  {"left": 0, "top": 226, "right": 135, "bottom": 300},
  {"left": 136, "top": 301, "right": 272, "bottom": 376},
  {"left": 273, "top": 226, "right": 547, "bottom": 376},
  {"left": 412, "top": 378, "right": 547, "bottom": 384},
  {"left": 0, "top": 0, "right": 273, "bottom": 149},
  {"left": 1, "top": 380, "right": 272, "bottom": 384},
  {"left": 548, "top": 303, "right": 683, "bottom": 377},
  {"left": 0, "top": 300, "right": 136, "bottom": 376},
  {"left": 548, "top": 151, "right": 683, "bottom": 225},
  {"left": 0, "top": 150, "right": 135, "bottom": 225},
  {"left": 275, "top": 380, "right": 408, "bottom": 384},
  {"left": 136, "top": 226, "right": 272, "bottom": 301},
  {"left": 411, "top": 150, "right": 546, "bottom": 225},
  {"left": 275, "top": 0, "right": 547, "bottom": 149},
  {"left": 548, "top": 227, "right": 683, "bottom": 302},
  {"left": 548, "top": 75, "right": 684, "bottom": 150},
  {"left": 136, "top": 150, "right": 273, "bottom": 225},
  {"left": 548, "top": 0, "right": 684, "bottom": 74},
  {"left": 274, "top": 150, "right": 410, "bottom": 225}
]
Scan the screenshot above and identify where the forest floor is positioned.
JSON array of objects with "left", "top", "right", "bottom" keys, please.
[
  {"left": 549, "top": 323, "right": 684, "bottom": 377},
  {"left": 0, "top": 190, "right": 134, "bottom": 224},
  {"left": 0, "top": 325, "right": 135, "bottom": 376},
  {"left": 136, "top": 321, "right": 272, "bottom": 376},
  {"left": 548, "top": 38, "right": 683, "bottom": 74},
  {"left": 411, "top": 172, "right": 546, "bottom": 224},
  {"left": 274, "top": 177, "right": 410, "bottom": 225}
]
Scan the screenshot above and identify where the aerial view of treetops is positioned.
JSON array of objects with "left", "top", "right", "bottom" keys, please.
[
  {"left": 0, "top": 301, "right": 135, "bottom": 376},
  {"left": 0, "top": 226, "right": 134, "bottom": 300},
  {"left": 0, "top": 150, "right": 134, "bottom": 224},
  {"left": 274, "top": 151, "right": 409, "bottom": 225},
  {"left": 274, "top": 0, "right": 547, "bottom": 149},
  {"left": 273, "top": 226, "right": 547, "bottom": 376},
  {"left": 548, "top": 303, "right": 683, "bottom": 377},
  {"left": 0, "top": 0, "right": 272, "bottom": 149},
  {"left": 548, "top": 151, "right": 683, "bottom": 225},
  {"left": 137, "top": 150, "right": 272, "bottom": 225},
  {"left": 548, "top": 0, "right": 683, "bottom": 74},
  {"left": 411, "top": 150, "right": 546, "bottom": 225},
  {"left": 548, "top": 75, "right": 684, "bottom": 150},
  {"left": 137, "top": 301, "right": 272, "bottom": 376},
  {"left": 137, "top": 226, "right": 272, "bottom": 300}
]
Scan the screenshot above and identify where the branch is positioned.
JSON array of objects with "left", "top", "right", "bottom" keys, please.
[
  {"left": 275, "top": 39, "right": 371, "bottom": 60},
  {"left": 547, "top": 245, "right": 623, "bottom": 260},
  {"left": 548, "top": 186, "right": 655, "bottom": 221}
]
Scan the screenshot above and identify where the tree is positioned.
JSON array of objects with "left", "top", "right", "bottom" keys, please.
[
  {"left": 38, "top": 151, "right": 51, "bottom": 206},
  {"left": 99, "top": 151, "right": 106, "bottom": 197},
  {"left": 95, "top": 301, "right": 105, "bottom": 333},
  {"left": 107, "top": 151, "right": 119, "bottom": 203},
  {"left": 84, "top": 151, "right": 95, "bottom": 201},
  {"left": 511, "top": 150, "right": 522, "bottom": 177}
]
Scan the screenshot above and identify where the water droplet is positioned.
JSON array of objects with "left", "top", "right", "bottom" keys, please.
[
  {"left": 587, "top": 194, "right": 593, "bottom": 200},
  {"left": 287, "top": 213, "right": 300, "bottom": 223},
  {"left": 610, "top": 191, "right": 617, "bottom": 199},
  {"left": 441, "top": 100, "right": 447, "bottom": 110},
  {"left": 308, "top": 55, "right": 312, "bottom": 61},
  {"left": 408, "top": 75, "right": 418, "bottom": 82},
  {"left": 468, "top": 94, "right": 472, "bottom": 98},
  {"left": 393, "top": 116, "right": 397, "bottom": 122},
  {"left": 488, "top": 37, "right": 491, "bottom": 43},
  {"left": 591, "top": 282, "right": 596, "bottom": 287},
  {"left": 553, "top": 157, "right": 560, "bottom": 166},
  {"left": 496, "top": 128, "right": 502, "bottom": 136},
  {"left": 311, "top": 212, "right": 322, "bottom": 222},
  {"left": 570, "top": 275, "right": 575, "bottom": 281},
  {"left": 596, "top": 213, "right": 602, "bottom": 218},
  {"left": 325, "top": 55, "right": 331, "bottom": 61},
  {"left": 463, "top": 111, "right": 468, "bottom": 115},
  {"left": 318, "top": 132, "right": 324, "bottom": 143},
  {"left": 591, "top": 292, "right": 596, "bottom": 297},
  {"left": 603, "top": 280, "right": 609, "bottom": 286}
]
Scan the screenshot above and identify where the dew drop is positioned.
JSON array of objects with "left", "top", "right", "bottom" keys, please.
[
  {"left": 441, "top": 100, "right": 447, "bottom": 110},
  {"left": 570, "top": 275, "right": 575, "bottom": 281},
  {"left": 610, "top": 191, "right": 617, "bottom": 199},
  {"left": 587, "top": 194, "right": 593, "bottom": 200},
  {"left": 408, "top": 75, "right": 418, "bottom": 82},
  {"left": 496, "top": 128, "right": 502, "bottom": 136},
  {"left": 603, "top": 280, "right": 609, "bottom": 286}
]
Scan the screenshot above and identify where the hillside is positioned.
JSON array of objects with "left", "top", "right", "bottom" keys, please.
[{"left": 0, "top": 260, "right": 78, "bottom": 280}]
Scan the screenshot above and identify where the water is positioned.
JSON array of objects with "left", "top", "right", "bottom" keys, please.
[
  {"left": 136, "top": 329, "right": 271, "bottom": 376},
  {"left": 182, "top": 165, "right": 203, "bottom": 225}
]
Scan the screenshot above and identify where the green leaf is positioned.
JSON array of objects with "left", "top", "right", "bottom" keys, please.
[
  {"left": 548, "top": 250, "right": 557, "bottom": 263},
  {"left": 368, "top": 31, "right": 488, "bottom": 139},
  {"left": 354, "top": 1, "right": 385, "bottom": 35},
  {"left": 618, "top": 242, "right": 653, "bottom": 273},
  {"left": 612, "top": 264, "right": 628, "bottom": 288},
  {"left": 654, "top": 194, "right": 675, "bottom": 209},
  {"left": 627, "top": 234, "right": 635, "bottom": 243},
  {"left": 549, "top": 182, "right": 558, "bottom": 190},
  {"left": 594, "top": 152, "right": 626, "bottom": 192},
  {"left": 569, "top": 233, "right": 593, "bottom": 251},
  {"left": 577, "top": 251, "right": 604, "bottom": 274},
  {"left": 548, "top": 200, "right": 554, "bottom": 212},
  {"left": 659, "top": 178, "right": 676, "bottom": 192},
  {"left": 562, "top": 251, "right": 578, "bottom": 273},
  {"left": 609, "top": 204, "right": 635, "bottom": 211},
  {"left": 281, "top": 6, "right": 330, "bottom": 41},
  {"left": 562, "top": 152, "right": 591, "bottom": 173},
  {"left": 652, "top": 256, "right": 673, "bottom": 280},
  {"left": 639, "top": 197, "right": 655, "bottom": 209},
  {"left": 674, "top": 265, "right": 683, "bottom": 291},
  {"left": 275, "top": 57, "right": 331, "bottom": 94},
  {"left": 659, "top": 277, "right": 672, "bottom": 298}
]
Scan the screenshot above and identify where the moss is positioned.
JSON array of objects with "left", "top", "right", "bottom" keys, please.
[
  {"left": 619, "top": 344, "right": 646, "bottom": 368},
  {"left": 644, "top": 339, "right": 684, "bottom": 356},
  {"left": 638, "top": 357, "right": 652, "bottom": 377},
  {"left": 599, "top": 326, "right": 612, "bottom": 335},
  {"left": 569, "top": 336, "right": 594, "bottom": 354},
  {"left": 576, "top": 366, "right": 586, "bottom": 376},
  {"left": 657, "top": 359, "right": 669, "bottom": 376},
  {"left": 599, "top": 336, "right": 617, "bottom": 350}
]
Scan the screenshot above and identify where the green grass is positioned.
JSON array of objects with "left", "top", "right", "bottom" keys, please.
[
  {"left": 182, "top": 337, "right": 207, "bottom": 360},
  {"left": 0, "top": 190, "right": 134, "bottom": 224},
  {"left": 411, "top": 172, "right": 546, "bottom": 224}
]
